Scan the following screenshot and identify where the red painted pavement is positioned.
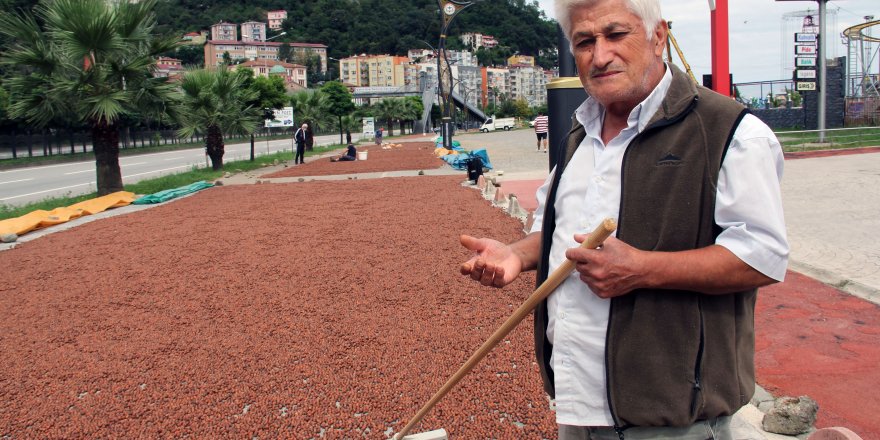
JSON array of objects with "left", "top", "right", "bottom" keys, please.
[{"left": 757, "top": 272, "right": 880, "bottom": 439}]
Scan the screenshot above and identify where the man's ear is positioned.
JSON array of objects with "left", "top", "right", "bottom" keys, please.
[{"left": 653, "top": 20, "right": 669, "bottom": 57}]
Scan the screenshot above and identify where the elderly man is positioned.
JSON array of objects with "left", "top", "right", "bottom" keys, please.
[
  {"left": 293, "top": 123, "right": 308, "bottom": 165},
  {"left": 459, "top": 0, "right": 789, "bottom": 438}
]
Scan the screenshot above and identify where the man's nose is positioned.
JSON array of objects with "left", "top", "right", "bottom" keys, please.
[{"left": 592, "top": 37, "right": 614, "bottom": 68}]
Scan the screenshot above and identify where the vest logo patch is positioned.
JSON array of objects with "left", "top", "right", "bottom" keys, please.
[{"left": 657, "top": 152, "right": 683, "bottom": 167}]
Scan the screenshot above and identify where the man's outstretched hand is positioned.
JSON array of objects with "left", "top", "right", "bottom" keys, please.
[{"left": 459, "top": 235, "right": 524, "bottom": 288}]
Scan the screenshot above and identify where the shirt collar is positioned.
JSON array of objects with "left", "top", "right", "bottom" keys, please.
[{"left": 574, "top": 63, "right": 673, "bottom": 137}]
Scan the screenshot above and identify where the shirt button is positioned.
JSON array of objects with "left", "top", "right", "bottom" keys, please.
[{"left": 559, "top": 312, "right": 566, "bottom": 319}]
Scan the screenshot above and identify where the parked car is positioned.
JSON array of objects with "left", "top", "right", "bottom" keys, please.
[{"left": 529, "top": 119, "right": 536, "bottom": 127}]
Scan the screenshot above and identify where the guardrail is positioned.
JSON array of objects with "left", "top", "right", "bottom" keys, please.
[{"left": 776, "top": 126, "right": 880, "bottom": 152}]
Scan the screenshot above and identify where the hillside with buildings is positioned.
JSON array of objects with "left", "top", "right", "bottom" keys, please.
[
  {"left": 156, "top": 0, "right": 559, "bottom": 110},
  {"left": 154, "top": 0, "right": 557, "bottom": 68}
]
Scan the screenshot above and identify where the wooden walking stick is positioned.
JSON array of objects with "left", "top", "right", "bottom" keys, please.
[{"left": 395, "top": 218, "right": 617, "bottom": 439}]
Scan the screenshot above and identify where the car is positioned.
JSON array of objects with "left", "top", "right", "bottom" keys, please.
[{"left": 529, "top": 119, "right": 536, "bottom": 127}]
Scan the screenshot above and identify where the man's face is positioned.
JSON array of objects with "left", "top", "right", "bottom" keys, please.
[{"left": 568, "top": 0, "right": 666, "bottom": 113}]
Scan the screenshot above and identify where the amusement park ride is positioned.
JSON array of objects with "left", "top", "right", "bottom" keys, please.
[{"left": 843, "top": 17, "right": 880, "bottom": 97}]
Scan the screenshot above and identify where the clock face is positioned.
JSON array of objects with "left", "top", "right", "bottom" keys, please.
[{"left": 443, "top": 3, "right": 456, "bottom": 15}]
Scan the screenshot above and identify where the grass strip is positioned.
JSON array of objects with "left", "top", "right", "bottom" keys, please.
[{"left": 0, "top": 145, "right": 344, "bottom": 221}]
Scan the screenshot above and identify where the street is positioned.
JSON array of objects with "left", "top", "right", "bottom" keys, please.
[{"left": 0, "top": 132, "right": 366, "bottom": 206}]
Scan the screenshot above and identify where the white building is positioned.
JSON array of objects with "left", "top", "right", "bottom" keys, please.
[{"left": 240, "top": 21, "right": 267, "bottom": 42}]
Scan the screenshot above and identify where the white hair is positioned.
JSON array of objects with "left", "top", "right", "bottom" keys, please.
[{"left": 555, "top": 0, "right": 662, "bottom": 42}]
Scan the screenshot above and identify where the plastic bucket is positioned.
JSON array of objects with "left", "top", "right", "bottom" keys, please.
[{"left": 357, "top": 151, "right": 368, "bottom": 160}]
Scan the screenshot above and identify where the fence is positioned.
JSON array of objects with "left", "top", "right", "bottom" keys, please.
[
  {"left": 845, "top": 97, "right": 880, "bottom": 127},
  {"left": 0, "top": 127, "right": 296, "bottom": 160},
  {"left": 775, "top": 126, "right": 880, "bottom": 151}
]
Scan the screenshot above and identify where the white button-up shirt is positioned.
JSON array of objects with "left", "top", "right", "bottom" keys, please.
[{"left": 529, "top": 67, "right": 789, "bottom": 426}]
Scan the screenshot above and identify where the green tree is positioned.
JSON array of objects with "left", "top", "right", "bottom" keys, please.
[
  {"left": 237, "top": 68, "right": 288, "bottom": 159},
  {"left": 290, "top": 90, "right": 329, "bottom": 146},
  {"left": 513, "top": 98, "right": 531, "bottom": 120},
  {"left": 0, "top": 0, "right": 178, "bottom": 195},
  {"left": 321, "top": 81, "right": 354, "bottom": 145},
  {"left": 278, "top": 43, "right": 293, "bottom": 63},
  {"left": 176, "top": 67, "right": 260, "bottom": 170}
]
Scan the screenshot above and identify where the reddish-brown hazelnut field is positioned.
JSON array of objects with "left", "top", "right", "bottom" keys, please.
[
  {"left": 263, "top": 142, "right": 447, "bottom": 178},
  {"left": 0, "top": 173, "right": 556, "bottom": 438}
]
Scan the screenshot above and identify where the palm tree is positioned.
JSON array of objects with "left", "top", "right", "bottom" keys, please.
[
  {"left": 290, "top": 90, "right": 329, "bottom": 148},
  {"left": 0, "top": 0, "right": 178, "bottom": 195},
  {"left": 176, "top": 68, "right": 260, "bottom": 170},
  {"left": 375, "top": 98, "right": 407, "bottom": 137}
]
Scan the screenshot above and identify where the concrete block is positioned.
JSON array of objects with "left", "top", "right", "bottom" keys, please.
[
  {"left": 483, "top": 180, "right": 496, "bottom": 199},
  {"left": 524, "top": 211, "right": 535, "bottom": 234},
  {"left": 492, "top": 187, "right": 508, "bottom": 207},
  {"left": 807, "top": 427, "right": 863, "bottom": 440},
  {"left": 396, "top": 428, "right": 448, "bottom": 440},
  {"left": 477, "top": 175, "right": 487, "bottom": 190}
]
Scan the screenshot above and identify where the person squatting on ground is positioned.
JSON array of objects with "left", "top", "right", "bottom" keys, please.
[
  {"left": 331, "top": 144, "right": 358, "bottom": 162},
  {"left": 534, "top": 112, "right": 549, "bottom": 152},
  {"left": 293, "top": 123, "right": 307, "bottom": 164},
  {"left": 459, "top": 0, "right": 789, "bottom": 439}
]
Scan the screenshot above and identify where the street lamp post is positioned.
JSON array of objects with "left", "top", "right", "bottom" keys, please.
[
  {"left": 259, "top": 31, "right": 287, "bottom": 157},
  {"left": 437, "top": 0, "right": 477, "bottom": 149},
  {"left": 328, "top": 56, "right": 341, "bottom": 81}
]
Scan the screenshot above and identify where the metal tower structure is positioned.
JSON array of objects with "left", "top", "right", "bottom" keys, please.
[{"left": 843, "top": 17, "right": 880, "bottom": 97}]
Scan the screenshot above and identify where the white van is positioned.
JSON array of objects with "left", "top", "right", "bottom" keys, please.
[{"left": 479, "top": 116, "right": 516, "bottom": 132}]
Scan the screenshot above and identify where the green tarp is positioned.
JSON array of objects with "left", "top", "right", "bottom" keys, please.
[{"left": 132, "top": 181, "right": 214, "bottom": 205}]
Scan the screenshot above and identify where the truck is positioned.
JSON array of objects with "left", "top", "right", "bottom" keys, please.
[{"left": 479, "top": 116, "right": 516, "bottom": 132}]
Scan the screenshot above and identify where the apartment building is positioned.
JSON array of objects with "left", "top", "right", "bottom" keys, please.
[
  {"left": 154, "top": 57, "right": 184, "bottom": 80},
  {"left": 204, "top": 41, "right": 328, "bottom": 73},
  {"left": 460, "top": 32, "right": 498, "bottom": 49},
  {"left": 485, "top": 67, "right": 510, "bottom": 102},
  {"left": 339, "top": 54, "right": 414, "bottom": 88},
  {"left": 240, "top": 21, "right": 266, "bottom": 42},
  {"left": 234, "top": 60, "right": 308, "bottom": 91},
  {"left": 267, "top": 10, "right": 287, "bottom": 30},
  {"left": 210, "top": 22, "right": 237, "bottom": 41},
  {"left": 508, "top": 64, "right": 547, "bottom": 106},
  {"left": 507, "top": 54, "right": 535, "bottom": 67}
]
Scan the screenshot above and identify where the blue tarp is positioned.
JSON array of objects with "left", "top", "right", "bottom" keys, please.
[
  {"left": 133, "top": 181, "right": 214, "bottom": 205},
  {"left": 441, "top": 148, "right": 493, "bottom": 171}
]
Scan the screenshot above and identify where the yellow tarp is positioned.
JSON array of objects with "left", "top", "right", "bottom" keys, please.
[
  {"left": 0, "top": 191, "right": 136, "bottom": 237},
  {"left": 433, "top": 147, "right": 459, "bottom": 157}
]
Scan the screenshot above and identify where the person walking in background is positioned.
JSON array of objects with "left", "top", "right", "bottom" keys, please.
[
  {"left": 459, "top": 0, "right": 789, "bottom": 438},
  {"left": 293, "top": 123, "right": 307, "bottom": 164},
  {"left": 375, "top": 127, "right": 383, "bottom": 145},
  {"left": 534, "top": 111, "right": 549, "bottom": 152}
]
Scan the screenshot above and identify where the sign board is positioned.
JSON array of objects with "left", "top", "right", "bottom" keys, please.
[
  {"left": 795, "top": 33, "right": 818, "bottom": 43},
  {"left": 265, "top": 106, "right": 294, "bottom": 128},
  {"left": 794, "top": 44, "right": 816, "bottom": 55},
  {"left": 795, "top": 45, "right": 817, "bottom": 55},
  {"left": 796, "top": 69, "right": 817, "bottom": 79},
  {"left": 362, "top": 117, "right": 375, "bottom": 136},
  {"left": 796, "top": 57, "right": 817, "bottom": 67},
  {"left": 796, "top": 82, "right": 817, "bottom": 91}
]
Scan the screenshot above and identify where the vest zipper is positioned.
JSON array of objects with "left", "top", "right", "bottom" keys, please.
[{"left": 690, "top": 298, "right": 706, "bottom": 417}]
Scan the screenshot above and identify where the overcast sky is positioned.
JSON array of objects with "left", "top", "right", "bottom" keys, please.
[{"left": 536, "top": 0, "right": 878, "bottom": 85}]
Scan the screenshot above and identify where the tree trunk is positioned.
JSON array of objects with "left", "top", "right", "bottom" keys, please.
[
  {"left": 206, "top": 124, "right": 225, "bottom": 170},
  {"left": 91, "top": 119, "right": 124, "bottom": 196},
  {"left": 338, "top": 116, "right": 344, "bottom": 145}
]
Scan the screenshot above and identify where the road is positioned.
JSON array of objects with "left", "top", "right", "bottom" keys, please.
[{"left": 0, "top": 132, "right": 365, "bottom": 207}]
